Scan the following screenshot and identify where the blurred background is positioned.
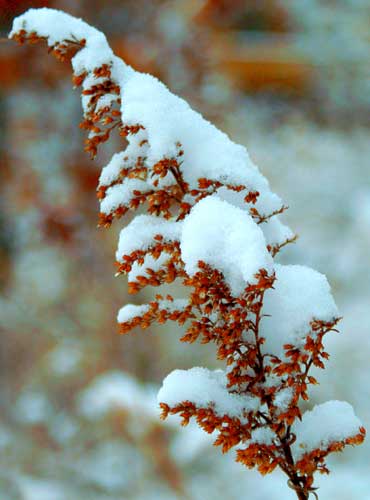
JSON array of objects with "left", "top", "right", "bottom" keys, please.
[{"left": 0, "top": 0, "right": 369, "bottom": 498}]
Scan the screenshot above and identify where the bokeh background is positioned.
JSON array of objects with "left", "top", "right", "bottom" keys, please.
[{"left": 0, "top": 1, "right": 369, "bottom": 499}]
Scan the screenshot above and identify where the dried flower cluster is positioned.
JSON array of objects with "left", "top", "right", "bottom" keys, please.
[{"left": 10, "top": 8, "right": 365, "bottom": 500}]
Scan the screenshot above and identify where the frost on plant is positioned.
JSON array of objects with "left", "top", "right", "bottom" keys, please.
[{"left": 10, "top": 8, "right": 365, "bottom": 500}]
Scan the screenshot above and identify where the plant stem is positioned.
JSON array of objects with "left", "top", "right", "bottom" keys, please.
[{"left": 280, "top": 436, "right": 311, "bottom": 500}]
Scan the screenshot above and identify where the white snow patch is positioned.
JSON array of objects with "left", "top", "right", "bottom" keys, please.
[
  {"left": 250, "top": 427, "right": 275, "bottom": 446},
  {"left": 117, "top": 299, "right": 187, "bottom": 324},
  {"left": 98, "top": 151, "right": 126, "bottom": 187},
  {"left": 292, "top": 400, "right": 363, "bottom": 460},
  {"left": 117, "top": 304, "right": 150, "bottom": 323},
  {"left": 100, "top": 179, "right": 150, "bottom": 214},
  {"left": 273, "top": 387, "right": 294, "bottom": 413},
  {"left": 260, "top": 264, "right": 338, "bottom": 357},
  {"left": 181, "top": 196, "right": 273, "bottom": 296},
  {"left": 128, "top": 251, "right": 173, "bottom": 282},
  {"left": 116, "top": 215, "right": 181, "bottom": 261},
  {"left": 158, "top": 367, "right": 259, "bottom": 418}
]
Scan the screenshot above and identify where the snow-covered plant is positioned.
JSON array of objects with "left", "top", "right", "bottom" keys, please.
[{"left": 10, "top": 8, "right": 365, "bottom": 500}]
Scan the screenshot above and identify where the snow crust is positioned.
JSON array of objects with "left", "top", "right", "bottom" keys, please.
[
  {"left": 273, "top": 387, "right": 294, "bottom": 413},
  {"left": 117, "top": 299, "right": 187, "bottom": 323},
  {"left": 10, "top": 8, "right": 280, "bottom": 209},
  {"left": 158, "top": 367, "right": 259, "bottom": 418},
  {"left": 10, "top": 8, "right": 116, "bottom": 74},
  {"left": 214, "top": 186, "right": 293, "bottom": 249},
  {"left": 128, "top": 252, "right": 173, "bottom": 282},
  {"left": 116, "top": 215, "right": 181, "bottom": 262},
  {"left": 100, "top": 179, "right": 150, "bottom": 215},
  {"left": 120, "top": 72, "right": 273, "bottom": 193},
  {"left": 156, "top": 298, "right": 188, "bottom": 312},
  {"left": 181, "top": 196, "right": 273, "bottom": 296},
  {"left": 250, "top": 427, "right": 275, "bottom": 445},
  {"left": 292, "top": 401, "right": 363, "bottom": 460},
  {"left": 98, "top": 129, "right": 148, "bottom": 188},
  {"left": 215, "top": 185, "right": 283, "bottom": 221},
  {"left": 260, "top": 264, "right": 338, "bottom": 356},
  {"left": 117, "top": 304, "right": 150, "bottom": 324},
  {"left": 262, "top": 216, "right": 295, "bottom": 248},
  {"left": 10, "top": 8, "right": 100, "bottom": 46},
  {"left": 98, "top": 152, "right": 126, "bottom": 188}
]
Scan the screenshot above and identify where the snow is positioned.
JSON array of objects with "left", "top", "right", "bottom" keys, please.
[
  {"left": 170, "top": 421, "right": 214, "bottom": 464},
  {"left": 48, "top": 340, "right": 82, "bottom": 375},
  {"left": 116, "top": 215, "right": 182, "bottom": 261},
  {"left": 117, "top": 304, "right": 150, "bottom": 323},
  {"left": 262, "top": 216, "right": 295, "bottom": 249},
  {"left": 181, "top": 196, "right": 273, "bottom": 296},
  {"left": 253, "top": 189, "right": 284, "bottom": 219},
  {"left": 215, "top": 185, "right": 283, "bottom": 218},
  {"left": 76, "top": 441, "right": 142, "bottom": 491},
  {"left": 250, "top": 427, "right": 275, "bottom": 446},
  {"left": 120, "top": 72, "right": 274, "bottom": 193},
  {"left": 213, "top": 186, "right": 293, "bottom": 249},
  {"left": 292, "top": 400, "right": 363, "bottom": 460},
  {"left": 15, "top": 392, "right": 53, "bottom": 425},
  {"left": 14, "top": 248, "right": 67, "bottom": 304},
  {"left": 128, "top": 251, "right": 173, "bottom": 282},
  {"left": 95, "top": 93, "right": 119, "bottom": 113},
  {"left": 98, "top": 152, "right": 126, "bottom": 188},
  {"left": 49, "top": 413, "right": 79, "bottom": 444},
  {"left": 158, "top": 367, "right": 259, "bottom": 418},
  {"left": 98, "top": 129, "right": 149, "bottom": 188},
  {"left": 273, "top": 387, "right": 294, "bottom": 413},
  {"left": 10, "top": 8, "right": 281, "bottom": 214},
  {"left": 18, "top": 477, "right": 66, "bottom": 500},
  {"left": 260, "top": 264, "right": 338, "bottom": 357},
  {"left": 78, "top": 371, "right": 157, "bottom": 420},
  {"left": 10, "top": 10, "right": 362, "bottom": 484},
  {"left": 10, "top": 8, "right": 100, "bottom": 46},
  {"left": 117, "top": 299, "right": 187, "bottom": 323},
  {"left": 159, "top": 298, "right": 188, "bottom": 310},
  {"left": 10, "top": 8, "right": 117, "bottom": 75},
  {"left": 100, "top": 179, "right": 150, "bottom": 215}
]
